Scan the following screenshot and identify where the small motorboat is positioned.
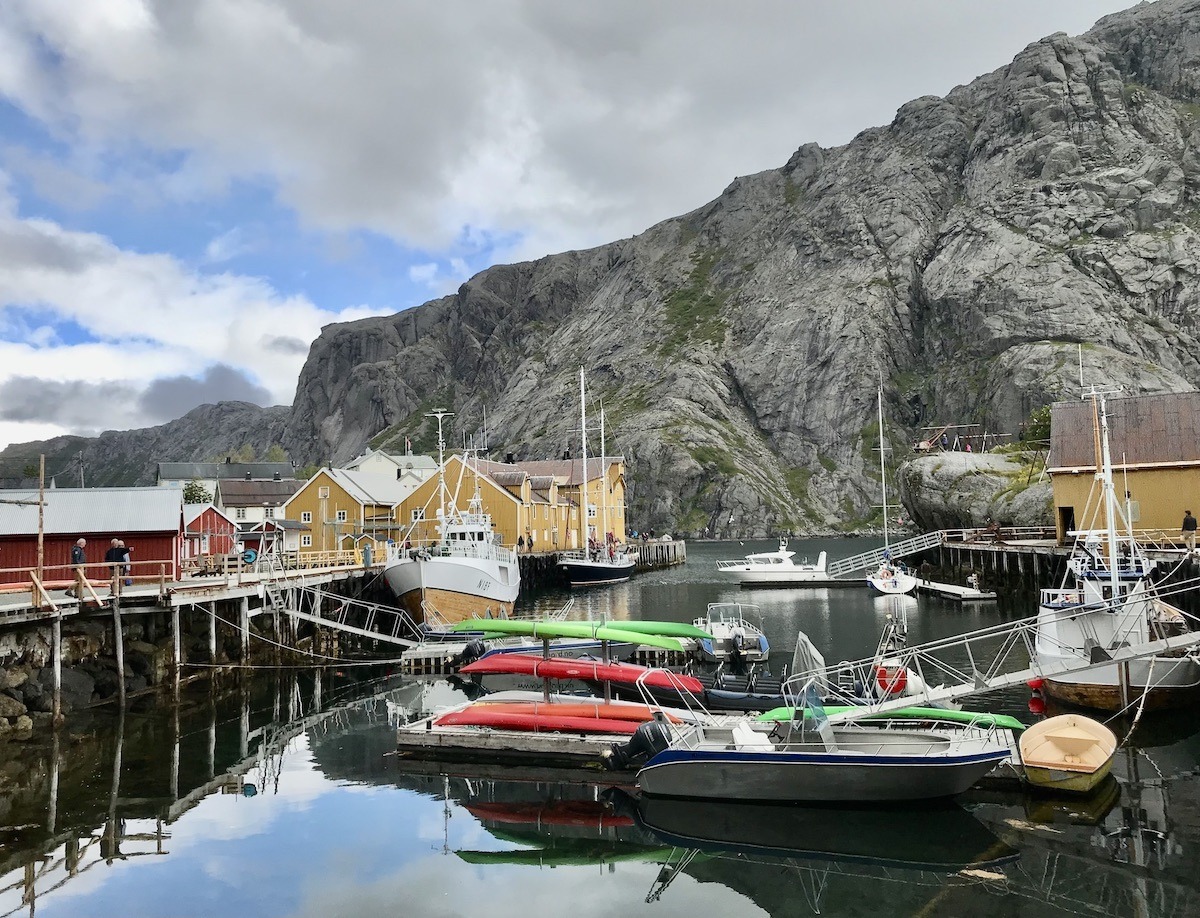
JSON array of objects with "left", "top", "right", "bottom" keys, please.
[
  {"left": 715, "top": 538, "right": 835, "bottom": 586},
  {"left": 1019, "top": 713, "right": 1118, "bottom": 794},
  {"left": 691, "top": 603, "right": 769, "bottom": 664}
]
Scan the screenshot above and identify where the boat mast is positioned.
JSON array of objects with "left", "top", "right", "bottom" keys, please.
[
  {"left": 600, "top": 405, "right": 609, "bottom": 549},
  {"left": 1096, "top": 392, "right": 1121, "bottom": 594},
  {"left": 428, "top": 409, "right": 453, "bottom": 533},
  {"left": 578, "top": 369, "right": 589, "bottom": 550},
  {"left": 877, "top": 384, "right": 890, "bottom": 549}
]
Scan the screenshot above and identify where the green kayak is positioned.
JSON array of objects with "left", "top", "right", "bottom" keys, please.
[
  {"left": 451, "top": 618, "right": 684, "bottom": 651},
  {"left": 755, "top": 705, "right": 1026, "bottom": 732}
]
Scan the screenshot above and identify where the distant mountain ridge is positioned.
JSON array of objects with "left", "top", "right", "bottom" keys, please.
[{"left": 6, "top": 0, "right": 1200, "bottom": 534}]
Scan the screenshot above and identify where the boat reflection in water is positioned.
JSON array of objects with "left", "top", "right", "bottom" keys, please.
[{"left": 616, "top": 792, "right": 1018, "bottom": 874}]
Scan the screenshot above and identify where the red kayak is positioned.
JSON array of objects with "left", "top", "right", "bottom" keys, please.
[
  {"left": 460, "top": 654, "right": 703, "bottom": 693},
  {"left": 434, "top": 708, "right": 642, "bottom": 734},
  {"left": 471, "top": 701, "right": 680, "bottom": 723}
]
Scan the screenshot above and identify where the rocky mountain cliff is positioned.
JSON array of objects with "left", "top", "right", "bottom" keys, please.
[
  {"left": 8, "top": 0, "right": 1200, "bottom": 534},
  {"left": 0, "top": 402, "right": 290, "bottom": 487}
]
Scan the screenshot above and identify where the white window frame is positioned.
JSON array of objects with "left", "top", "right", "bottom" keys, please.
[
  {"left": 301, "top": 511, "right": 312, "bottom": 523},
  {"left": 587, "top": 505, "right": 598, "bottom": 519},
  {"left": 336, "top": 509, "right": 348, "bottom": 523},
  {"left": 301, "top": 534, "right": 312, "bottom": 547},
  {"left": 318, "top": 486, "right": 330, "bottom": 499},
  {"left": 411, "top": 508, "right": 426, "bottom": 522},
  {"left": 235, "top": 508, "right": 246, "bottom": 520},
  {"left": 264, "top": 507, "right": 275, "bottom": 519}
]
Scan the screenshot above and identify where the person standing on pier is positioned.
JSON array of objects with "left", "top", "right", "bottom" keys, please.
[
  {"left": 67, "top": 538, "right": 87, "bottom": 597},
  {"left": 104, "top": 538, "right": 124, "bottom": 596},
  {"left": 1183, "top": 510, "right": 1198, "bottom": 553}
]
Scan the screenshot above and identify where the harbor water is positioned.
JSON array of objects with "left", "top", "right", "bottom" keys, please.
[{"left": 4, "top": 539, "right": 1200, "bottom": 917}]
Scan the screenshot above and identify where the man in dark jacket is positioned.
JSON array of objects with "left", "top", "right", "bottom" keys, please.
[
  {"left": 1183, "top": 510, "right": 1198, "bottom": 553},
  {"left": 67, "top": 538, "right": 87, "bottom": 597},
  {"left": 104, "top": 538, "right": 124, "bottom": 595}
]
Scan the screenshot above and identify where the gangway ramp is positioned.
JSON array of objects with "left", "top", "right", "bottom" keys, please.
[
  {"left": 826, "top": 530, "right": 944, "bottom": 577},
  {"left": 285, "top": 585, "right": 421, "bottom": 648},
  {"left": 782, "top": 603, "right": 1200, "bottom": 724}
]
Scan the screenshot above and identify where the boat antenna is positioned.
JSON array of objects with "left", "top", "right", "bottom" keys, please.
[{"left": 599, "top": 403, "right": 609, "bottom": 548}]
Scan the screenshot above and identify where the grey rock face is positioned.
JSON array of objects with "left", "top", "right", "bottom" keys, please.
[
  {"left": 897, "top": 453, "right": 1053, "bottom": 530},
  {"left": 7, "top": 1, "right": 1200, "bottom": 536}
]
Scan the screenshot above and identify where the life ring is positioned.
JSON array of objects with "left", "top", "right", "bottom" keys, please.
[{"left": 242, "top": 549, "right": 258, "bottom": 564}]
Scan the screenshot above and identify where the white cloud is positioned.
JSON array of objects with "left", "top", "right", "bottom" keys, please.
[
  {"left": 0, "top": 1, "right": 1135, "bottom": 256},
  {"left": 0, "top": 183, "right": 373, "bottom": 444}
]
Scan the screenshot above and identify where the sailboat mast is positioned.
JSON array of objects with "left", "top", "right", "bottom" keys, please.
[
  {"left": 427, "top": 410, "right": 452, "bottom": 535},
  {"left": 1097, "top": 394, "right": 1121, "bottom": 593},
  {"left": 579, "top": 369, "right": 589, "bottom": 549},
  {"left": 600, "top": 406, "right": 609, "bottom": 547},
  {"left": 877, "top": 385, "right": 890, "bottom": 548}
]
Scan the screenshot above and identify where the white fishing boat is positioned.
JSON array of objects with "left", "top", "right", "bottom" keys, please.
[
  {"left": 715, "top": 538, "right": 833, "bottom": 586},
  {"left": 559, "top": 369, "right": 636, "bottom": 587},
  {"left": 1034, "top": 390, "right": 1200, "bottom": 711},
  {"left": 867, "top": 384, "right": 918, "bottom": 595},
  {"left": 382, "top": 411, "right": 520, "bottom": 624}
]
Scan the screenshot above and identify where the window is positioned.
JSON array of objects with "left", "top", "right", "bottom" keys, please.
[
  {"left": 318, "top": 486, "right": 330, "bottom": 499},
  {"left": 336, "top": 509, "right": 348, "bottom": 523},
  {"left": 264, "top": 507, "right": 275, "bottom": 519},
  {"left": 587, "top": 505, "right": 598, "bottom": 519},
  {"left": 301, "top": 511, "right": 312, "bottom": 523},
  {"left": 235, "top": 508, "right": 246, "bottom": 520},
  {"left": 411, "top": 508, "right": 425, "bottom": 522},
  {"left": 301, "top": 534, "right": 312, "bottom": 547}
]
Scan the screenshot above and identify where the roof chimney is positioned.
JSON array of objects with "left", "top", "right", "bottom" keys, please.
[
  {"left": 245, "top": 471, "right": 252, "bottom": 480},
  {"left": 273, "top": 471, "right": 281, "bottom": 480},
  {"left": 225, "top": 456, "right": 232, "bottom": 464},
  {"left": 561, "top": 449, "right": 571, "bottom": 461},
  {"left": 505, "top": 452, "right": 516, "bottom": 464}
]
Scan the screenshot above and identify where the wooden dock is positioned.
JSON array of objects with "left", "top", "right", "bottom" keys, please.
[{"left": 916, "top": 580, "right": 998, "bottom": 603}]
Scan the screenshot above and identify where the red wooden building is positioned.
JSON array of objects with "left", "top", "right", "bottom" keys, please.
[
  {"left": 182, "top": 503, "right": 239, "bottom": 560},
  {"left": 0, "top": 486, "right": 184, "bottom": 588}
]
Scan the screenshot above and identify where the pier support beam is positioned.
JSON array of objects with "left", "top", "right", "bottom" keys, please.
[
  {"left": 112, "top": 596, "right": 125, "bottom": 707},
  {"left": 172, "top": 603, "right": 181, "bottom": 699},
  {"left": 52, "top": 610, "right": 62, "bottom": 726},
  {"left": 239, "top": 597, "right": 250, "bottom": 663},
  {"left": 209, "top": 602, "right": 217, "bottom": 665}
]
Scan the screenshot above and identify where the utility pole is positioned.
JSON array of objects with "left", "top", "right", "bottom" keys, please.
[
  {"left": 78, "top": 451, "right": 84, "bottom": 488},
  {"left": 37, "top": 455, "right": 45, "bottom": 586}
]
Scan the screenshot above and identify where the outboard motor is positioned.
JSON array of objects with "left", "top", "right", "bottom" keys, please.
[{"left": 601, "top": 713, "right": 673, "bottom": 770}]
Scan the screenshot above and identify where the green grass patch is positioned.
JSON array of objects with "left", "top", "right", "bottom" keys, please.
[{"left": 660, "top": 250, "right": 729, "bottom": 357}]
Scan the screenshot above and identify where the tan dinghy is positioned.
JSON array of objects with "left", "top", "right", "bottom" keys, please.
[{"left": 1019, "top": 714, "right": 1117, "bottom": 794}]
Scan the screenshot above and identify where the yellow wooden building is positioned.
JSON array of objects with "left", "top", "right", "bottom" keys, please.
[
  {"left": 280, "top": 468, "right": 411, "bottom": 555},
  {"left": 1049, "top": 391, "right": 1200, "bottom": 544},
  {"left": 393, "top": 454, "right": 629, "bottom": 550}
]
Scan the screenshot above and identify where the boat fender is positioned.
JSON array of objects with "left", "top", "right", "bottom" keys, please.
[
  {"left": 600, "top": 716, "right": 673, "bottom": 770},
  {"left": 876, "top": 665, "right": 908, "bottom": 695}
]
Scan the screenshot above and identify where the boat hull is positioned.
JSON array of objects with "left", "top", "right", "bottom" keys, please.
[
  {"left": 867, "top": 571, "right": 919, "bottom": 595},
  {"left": 638, "top": 746, "right": 1009, "bottom": 803},
  {"left": 559, "top": 557, "right": 635, "bottom": 586},
  {"left": 383, "top": 554, "right": 519, "bottom": 624},
  {"left": 1023, "top": 758, "right": 1114, "bottom": 794},
  {"left": 1038, "top": 654, "right": 1200, "bottom": 712}
]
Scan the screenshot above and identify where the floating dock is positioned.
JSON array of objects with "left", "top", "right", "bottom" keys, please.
[{"left": 916, "top": 580, "right": 998, "bottom": 603}]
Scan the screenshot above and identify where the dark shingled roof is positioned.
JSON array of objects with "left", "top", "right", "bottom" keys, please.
[
  {"left": 1050, "top": 391, "right": 1200, "bottom": 469},
  {"left": 158, "top": 462, "right": 296, "bottom": 481},
  {"left": 217, "top": 479, "right": 305, "bottom": 506}
]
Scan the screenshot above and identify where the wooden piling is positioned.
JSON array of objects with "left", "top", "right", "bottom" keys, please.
[
  {"left": 172, "top": 603, "right": 181, "bottom": 699},
  {"left": 52, "top": 610, "right": 62, "bottom": 725},
  {"left": 112, "top": 595, "right": 126, "bottom": 706},
  {"left": 239, "top": 596, "right": 250, "bottom": 663}
]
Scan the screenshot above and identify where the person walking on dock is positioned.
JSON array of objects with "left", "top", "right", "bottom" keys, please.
[
  {"left": 1183, "top": 510, "right": 1198, "bottom": 553},
  {"left": 104, "top": 538, "right": 124, "bottom": 596},
  {"left": 67, "top": 538, "right": 87, "bottom": 597}
]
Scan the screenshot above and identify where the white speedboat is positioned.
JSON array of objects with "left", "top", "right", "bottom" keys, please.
[
  {"left": 1033, "top": 391, "right": 1200, "bottom": 711},
  {"left": 633, "top": 686, "right": 1013, "bottom": 803},
  {"left": 691, "top": 603, "right": 769, "bottom": 664},
  {"left": 382, "top": 412, "right": 519, "bottom": 624},
  {"left": 715, "top": 538, "right": 832, "bottom": 586}
]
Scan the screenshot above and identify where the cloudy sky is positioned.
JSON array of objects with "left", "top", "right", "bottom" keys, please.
[{"left": 0, "top": 0, "right": 1136, "bottom": 450}]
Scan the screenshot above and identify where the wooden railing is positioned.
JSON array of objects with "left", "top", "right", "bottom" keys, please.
[{"left": 0, "top": 559, "right": 174, "bottom": 609}]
